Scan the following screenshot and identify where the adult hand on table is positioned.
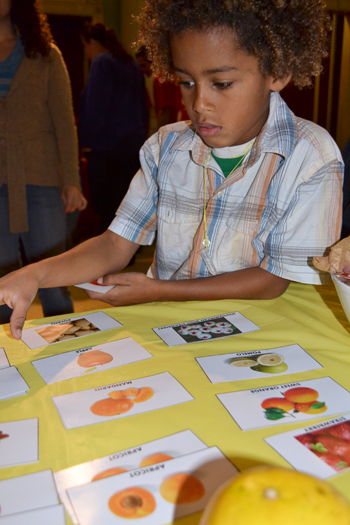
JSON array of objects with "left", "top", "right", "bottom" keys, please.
[
  {"left": 0, "top": 269, "right": 39, "bottom": 340},
  {"left": 61, "top": 184, "right": 88, "bottom": 213},
  {"left": 85, "top": 273, "right": 161, "bottom": 306}
]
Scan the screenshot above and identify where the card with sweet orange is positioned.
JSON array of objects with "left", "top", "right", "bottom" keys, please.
[{"left": 217, "top": 377, "right": 350, "bottom": 431}]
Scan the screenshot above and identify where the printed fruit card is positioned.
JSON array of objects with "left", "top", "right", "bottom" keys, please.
[
  {"left": 0, "top": 366, "right": 29, "bottom": 400},
  {"left": 21, "top": 312, "right": 122, "bottom": 350},
  {"left": 54, "top": 430, "right": 207, "bottom": 525},
  {"left": 0, "top": 470, "right": 59, "bottom": 518},
  {"left": 75, "top": 281, "right": 115, "bottom": 294},
  {"left": 52, "top": 372, "right": 194, "bottom": 430},
  {"left": 265, "top": 414, "right": 350, "bottom": 479},
  {"left": 0, "top": 418, "right": 38, "bottom": 468},
  {"left": 0, "top": 347, "right": 9, "bottom": 369},
  {"left": 217, "top": 377, "right": 350, "bottom": 430},
  {"left": 0, "top": 505, "right": 66, "bottom": 525},
  {"left": 67, "top": 446, "right": 238, "bottom": 525},
  {"left": 196, "top": 344, "right": 322, "bottom": 383},
  {"left": 153, "top": 312, "right": 260, "bottom": 346},
  {"left": 31, "top": 338, "right": 153, "bottom": 384}
]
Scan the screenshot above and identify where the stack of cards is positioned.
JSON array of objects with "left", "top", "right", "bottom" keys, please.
[
  {"left": 0, "top": 348, "right": 29, "bottom": 400},
  {"left": 54, "top": 430, "right": 238, "bottom": 525},
  {"left": 0, "top": 470, "right": 65, "bottom": 525},
  {"left": 0, "top": 418, "right": 38, "bottom": 468}
]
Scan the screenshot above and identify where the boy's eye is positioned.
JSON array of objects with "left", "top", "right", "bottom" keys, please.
[
  {"left": 213, "top": 81, "right": 233, "bottom": 89},
  {"left": 178, "top": 80, "right": 195, "bottom": 89}
]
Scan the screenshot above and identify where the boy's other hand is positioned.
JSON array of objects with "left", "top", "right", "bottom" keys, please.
[
  {"left": 0, "top": 269, "right": 39, "bottom": 339},
  {"left": 85, "top": 273, "right": 161, "bottom": 306}
]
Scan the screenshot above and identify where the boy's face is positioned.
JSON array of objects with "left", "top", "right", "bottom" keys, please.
[{"left": 171, "top": 28, "right": 290, "bottom": 148}]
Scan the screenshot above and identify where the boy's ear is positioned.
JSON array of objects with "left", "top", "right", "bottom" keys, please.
[{"left": 270, "top": 73, "right": 292, "bottom": 92}]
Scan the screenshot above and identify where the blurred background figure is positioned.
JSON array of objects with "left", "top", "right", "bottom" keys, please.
[
  {"left": 0, "top": 0, "right": 87, "bottom": 324},
  {"left": 79, "top": 22, "right": 147, "bottom": 232}
]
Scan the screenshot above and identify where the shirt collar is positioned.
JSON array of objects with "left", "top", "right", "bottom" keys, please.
[{"left": 170, "top": 92, "right": 298, "bottom": 169}]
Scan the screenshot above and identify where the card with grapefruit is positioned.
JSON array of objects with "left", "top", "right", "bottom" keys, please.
[
  {"left": 66, "top": 446, "right": 237, "bottom": 525},
  {"left": 217, "top": 377, "right": 350, "bottom": 430},
  {"left": 265, "top": 414, "right": 350, "bottom": 479},
  {"left": 54, "top": 430, "right": 207, "bottom": 525},
  {"left": 196, "top": 344, "right": 322, "bottom": 383},
  {"left": 31, "top": 338, "right": 153, "bottom": 384}
]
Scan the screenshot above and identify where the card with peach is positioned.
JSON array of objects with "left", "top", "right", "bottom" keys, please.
[
  {"left": 0, "top": 418, "right": 38, "bottom": 468},
  {"left": 31, "top": 338, "right": 153, "bottom": 384},
  {"left": 52, "top": 372, "right": 194, "bottom": 430},
  {"left": 54, "top": 429, "right": 207, "bottom": 524},
  {"left": 0, "top": 470, "right": 59, "bottom": 518},
  {"left": 67, "top": 446, "right": 238, "bottom": 525},
  {"left": 196, "top": 344, "right": 323, "bottom": 383},
  {"left": 265, "top": 414, "right": 350, "bottom": 479},
  {"left": 0, "top": 366, "right": 29, "bottom": 400},
  {"left": 217, "top": 377, "right": 350, "bottom": 430},
  {"left": 21, "top": 312, "right": 122, "bottom": 350},
  {"left": 153, "top": 312, "right": 260, "bottom": 346},
  {"left": 0, "top": 347, "right": 9, "bottom": 369}
]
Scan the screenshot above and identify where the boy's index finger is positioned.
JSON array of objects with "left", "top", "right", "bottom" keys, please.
[{"left": 9, "top": 302, "right": 28, "bottom": 340}]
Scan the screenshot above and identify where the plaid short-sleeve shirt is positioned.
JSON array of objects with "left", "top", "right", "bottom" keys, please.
[{"left": 110, "top": 92, "right": 343, "bottom": 285}]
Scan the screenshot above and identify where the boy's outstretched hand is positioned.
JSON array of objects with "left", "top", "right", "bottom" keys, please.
[{"left": 0, "top": 269, "right": 40, "bottom": 340}]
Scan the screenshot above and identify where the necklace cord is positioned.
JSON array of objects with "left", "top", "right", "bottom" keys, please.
[{"left": 202, "top": 140, "right": 254, "bottom": 250}]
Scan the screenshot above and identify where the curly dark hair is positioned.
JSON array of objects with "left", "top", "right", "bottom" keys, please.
[
  {"left": 10, "top": 0, "right": 54, "bottom": 58},
  {"left": 138, "top": 0, "right": 332, "bottom": 88}
]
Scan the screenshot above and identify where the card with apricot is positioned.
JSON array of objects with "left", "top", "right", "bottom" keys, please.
[
  {"left": 21, "top": 312, "right": 122, "bottom": 350},
  {"left": 196, "top": 344, "right": 323, "bottom": 383},
  {"left": 54, "top": 430, "right": 207, "bottom": 525},
  {"left": 31, "top": 338, "right": 153, "bottom": 384},
  {"left": 52, "top": 372, "right": 194, "bottom": 430},
  {"left": 153, "top": 312, "right": 259, "bottom": 346},
  {"left": 265, "top": 413, "right": 350, "bottom": 479},
  {"left": 217, "top": 377, "right": 350, "bottom": 431},
  {"left": 67, "top": 446, "right": 238, "bottom": 525}
]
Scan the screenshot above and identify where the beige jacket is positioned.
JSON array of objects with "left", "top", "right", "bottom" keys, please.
[{"left": 0, "top": 44, "right": 80, "bottom": 233}]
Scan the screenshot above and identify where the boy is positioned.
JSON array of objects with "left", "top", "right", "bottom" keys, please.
[{"left": 0, "top": 0, "right": 343, "bottom": 339}]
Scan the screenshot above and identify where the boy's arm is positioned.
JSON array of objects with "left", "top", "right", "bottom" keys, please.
[
  {"left": 0, "top": 231, "right": 139, "bottom": 339},
  {"left": 85, "top": 266, "right": 290, "bottom": 306}
]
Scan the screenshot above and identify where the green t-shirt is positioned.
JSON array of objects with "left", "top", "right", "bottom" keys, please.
[{"left": 211, "top": 152, "right": 245, "bottom": 178}]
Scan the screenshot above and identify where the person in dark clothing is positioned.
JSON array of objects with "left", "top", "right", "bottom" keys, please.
[{"left": 79, "top": 23, "right": 147, "bottom": 232}]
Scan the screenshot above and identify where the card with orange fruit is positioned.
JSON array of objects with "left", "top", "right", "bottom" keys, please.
[
  {"left": 217, "top": 377, "right": 350, "bottom": 430},
  {"left": 66, "top": 446, "right": 238, "bottom": 525},
  {"left": 21, "top": 312, "right": 122, "bottom": 349},
  {"left": 52, "top": 372, "right": 194, "bottom": 430},
  {"left": 265, "top": 414, "right": 350, "bottom": 478},
  {"left": 54, "top": 430, "right": 208, "bottom": 525},
  {"left": 31, "top": 338, "right": 153, "bottom": 384},
  {"left": 196, "top": 344, "right": 323, "bottom": 383}
]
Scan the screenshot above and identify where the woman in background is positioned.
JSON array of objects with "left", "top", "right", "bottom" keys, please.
[
  {"left": 79, "top": 22, "right": 147, "bottom": 232},
  {"left": 0, "top": 0, "right": 87, "bottom": 323}
]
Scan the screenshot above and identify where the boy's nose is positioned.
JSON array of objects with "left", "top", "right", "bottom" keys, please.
[{"left": 192, "top": 88, "right": 211, "bottom": 114}]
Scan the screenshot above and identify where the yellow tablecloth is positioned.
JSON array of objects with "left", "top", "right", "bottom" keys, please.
[{"left": 1, "top": 281, "right": 350, "bottom": 524}]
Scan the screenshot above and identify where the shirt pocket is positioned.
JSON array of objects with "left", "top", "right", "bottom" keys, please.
[{"left": 157, "top": 193, "right": 202, "bottom": 224}]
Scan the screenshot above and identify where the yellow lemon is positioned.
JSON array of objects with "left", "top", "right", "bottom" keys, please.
[{"left": 200, "top": 466, "right": 350, "bottom": 525}]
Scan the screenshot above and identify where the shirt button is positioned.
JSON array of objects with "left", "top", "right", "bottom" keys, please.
[{"left": 217, "top": 191, "right": 224, "bottom": 197}]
